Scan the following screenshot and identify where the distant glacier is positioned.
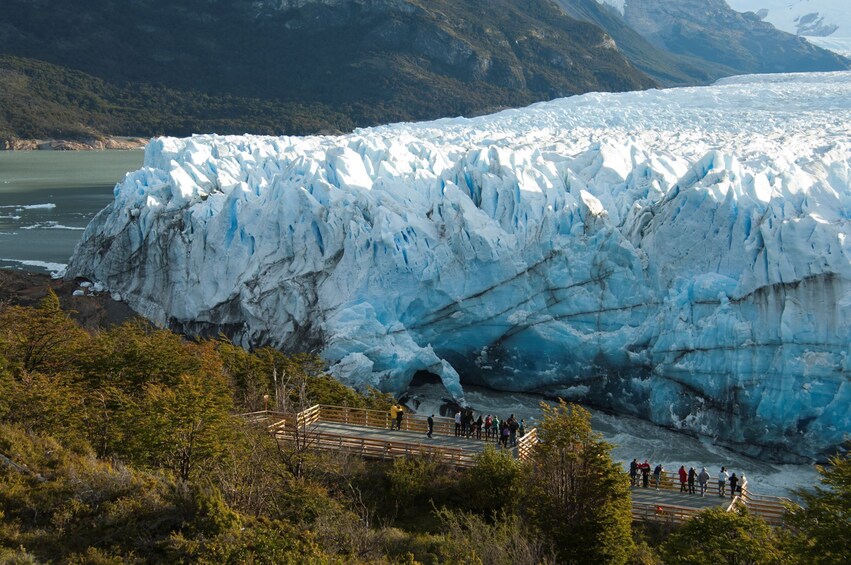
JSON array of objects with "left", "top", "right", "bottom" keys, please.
[{"left": 67, "top": 71, "right": 851, "bottom": 463}]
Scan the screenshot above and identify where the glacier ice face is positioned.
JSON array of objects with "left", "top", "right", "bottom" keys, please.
[{"left": 67, "top": 71, "right": 851, "bottom": 462}]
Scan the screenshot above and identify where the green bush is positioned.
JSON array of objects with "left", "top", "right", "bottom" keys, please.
[
  {"left": 660, "top": 507, "right": 785, "bottom": 565},
  {"left": 463, "top": 445, "right": 524, "bottom": 515}
]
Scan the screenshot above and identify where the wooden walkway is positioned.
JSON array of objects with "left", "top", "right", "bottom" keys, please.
[
  {"left": 247, "top": 405, "right": 537, "bottom": 468},
  {"left": 243, "top": 405, "right": 790, "bottom": 526}
]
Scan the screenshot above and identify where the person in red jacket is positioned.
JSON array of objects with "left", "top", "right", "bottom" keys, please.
[
  {"left": 640, "top": 460, "right": 651, "bottom": 487},
  {"left": 678, "top": 465, "right": 688, "bottom": 492}
]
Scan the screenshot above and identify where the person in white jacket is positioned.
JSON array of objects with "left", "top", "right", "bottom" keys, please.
[
  {"left": 698, "top": 467, "right": 710, "bottom": 497},
  {"left": 718, "top": 466, "right": 729, "bottom": 497}
]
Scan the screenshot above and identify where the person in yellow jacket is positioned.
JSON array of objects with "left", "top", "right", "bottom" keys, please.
[
  {"left": 395, "top": 404, "right": 404, "bottom": 431},
  {"left": 389, "top": 404, "right": 399, "bottom": 430}
]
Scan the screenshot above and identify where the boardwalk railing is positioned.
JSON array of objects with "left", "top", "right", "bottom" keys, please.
[
  {"left": 246, "top": 404, "right": 539, "bottom": 469},
  {"left": 632, "top": 501, "right": 704, "bottom": 526},
  {"left": 630, "top": 470, "right": 790, "bottom": 526},
  {"left": 632, "top": 469, "right": 747, "bottom": 497},
  {"left": 274, "top": 427, "right": 480, "bottom": 468},
  {"left": 738, "top": 490, "right": 791, "bottom": 526},
  {"left": 516, "top": 428, "right": 538, "bottom": 461},
  {"left": 242, "top": 408, "right": 790, "bottom": 526},
  {"left": 311, "top": 405, "right": 536, "bottom": 444}
]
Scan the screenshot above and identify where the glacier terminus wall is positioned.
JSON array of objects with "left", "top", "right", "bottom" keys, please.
[{"left": 67, "top": 72, "right": 851, "bottom": 462}]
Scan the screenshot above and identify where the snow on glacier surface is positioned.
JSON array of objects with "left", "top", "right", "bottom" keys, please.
[{"left": 68, "top": 71, "right": 851, "bottom": 461}]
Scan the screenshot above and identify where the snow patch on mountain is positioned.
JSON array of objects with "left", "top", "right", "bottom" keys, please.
[
  {"left": 728, "top": 0, "right": 850, "bottom": 37},
  {"left": 599, "top": 0, "right": 625, "bottom": 15},
  {"left": 67, "top": 71, "right": 851, "bottom": 462},
  {"left": 805, "top": 36, "right": 851, "bottom": 59}
]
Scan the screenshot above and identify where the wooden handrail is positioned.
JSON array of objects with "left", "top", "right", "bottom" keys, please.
[
  {"left": 516, "top": 428, "right": 538, "bottom": 461},
  {"left": 273, "top": 425, "right": 479, "bottom": 468},
  {"left": 241, "top": 408, "right": 790, "bottom": 526},
  {"left": 316, "top": 405, "right": 534, "bottom": 443}
]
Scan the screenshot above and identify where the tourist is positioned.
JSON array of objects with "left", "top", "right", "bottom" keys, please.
[
  {"left": 427, "top": 414, "right": 434, "bottom": 438},
  {"left": 389, "top": 404, "right": 399, "bottom": 430},
  {"left": 475, "top": 414, "right": 484, "bottom": 440},
  {"left": 629, "top": 459, "right": 639, "bottom": 486},
  {"left": 518, "top": 418, "right": 525, "bottom": 438},
  {"left": 500, "top": 421, "right": 510, "bottom": 448},
  {"left": 698, "top": 467, "right": 710, "bottom": 496},
  {"left": 484, "top": 414, "right": 493, "bottom": 440},
  {"left": 688, "top": 467, "right": 696, "bottom": 494},
  {"left": 465, "top": 410, "right": 475, "bottom": 438},
  {"left": 678, "top": 465, "right": 688, "bottom": 492},
  {"left": 508, "top": 414, "right": 519, "bottom": 446},
  {"left": 454, "top": 410, "right": 462, "bottom": 437},
  {"left": 653, "top": 463, "right": 664, "bottom": 490},
  {"left": 718, "top": 466, "right": 728, "bottom": 497},
  {"left": 491, "top": 416, "right": 501, "bottom": 443},
  {"left": 640, "top": 459, "right": 651, "bottom": 487},
  {"left": 395, "top": 403, "right": 404, "bottom": 431},
  {"left": 729, "top": 472, "right": 738, "bottom": 498}
]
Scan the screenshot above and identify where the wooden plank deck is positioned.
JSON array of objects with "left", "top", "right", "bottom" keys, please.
[
  {"left": 305, "top": 420, "right": 514, "bottom": 454},
  {"left": 243, "top": 405, "right": 789, "bottom": 525}
]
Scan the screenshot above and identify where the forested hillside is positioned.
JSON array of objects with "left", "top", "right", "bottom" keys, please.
[{"left": 0, "top": 0, "right": 654, "bottom": 143}]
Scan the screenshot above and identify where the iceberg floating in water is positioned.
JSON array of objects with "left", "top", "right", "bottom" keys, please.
[{"left": 67, "top": 71, "right": 851, "bottom": 462}]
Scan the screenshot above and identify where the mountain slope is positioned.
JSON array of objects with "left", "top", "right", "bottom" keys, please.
[
  {"left": 620, "top": 0, "right": 849, "bottom": 74},
  {"left": 0, "top": 0, "right": 654, "bottom": 141},
  {"left": 0, "top": 55, "right": 356, "bottom": 143},
  {"left": 727, "top": 0, "right": 851, "bottom": 58},
  {"left": 552, "top": 0, "right": 735, "bottom": 85}
]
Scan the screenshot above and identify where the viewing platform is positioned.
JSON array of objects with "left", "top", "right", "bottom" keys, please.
[
  {"left": 243, "top": 405, "right": 791, "bottom": 527},
  {"left": 245, "top": 404, "right": 538, "bottom": 468}
]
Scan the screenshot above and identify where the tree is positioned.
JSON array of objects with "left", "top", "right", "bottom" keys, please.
[
  {"left": 0, "top": 289, "right": 86, "bottom": 375},
  {"left": 6, "top": 371, "right": 87, "bottom": 449},
  {"left": 121, "top": 344, "right": 236, "bottom": 481},
  {"left": 524, "top": 401, "right": 634, "bottom": 564},
  {"left": 660, "top": 507, "right": 786, "bottom": 565},
  {"left": 80, "top": 319, "right": 205, "bottom": 391},
  {"left": 0, "top": 352, "right": 11, "bottom": 420},
  {"left": 464, "top": 445, "right": 524, "bottom": 515},
  {"left": 786, "top": 448, "right": 851, "bottom": 565}
]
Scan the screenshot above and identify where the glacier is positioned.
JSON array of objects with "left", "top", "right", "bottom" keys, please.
[{"left": 67, "top": 71, "right": 851, "bottom": 462}]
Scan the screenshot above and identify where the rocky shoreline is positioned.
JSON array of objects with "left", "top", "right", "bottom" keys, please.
[
  {"left": 0, "top": 269, "right": 137, "bottom": 330},
  {"left": 1, "top": 136, "right": 148, "bottom": 151}
]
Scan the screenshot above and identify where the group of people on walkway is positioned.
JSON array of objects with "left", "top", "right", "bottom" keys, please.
[
  {"left": 629, "top": 460, "right": 745, "bottom": 498},
  {"left": 453, "top": 410, "right": 526, "bottom": 447},
  {"left": 390, "top": 405, "right": 527, "bottom": 447}
]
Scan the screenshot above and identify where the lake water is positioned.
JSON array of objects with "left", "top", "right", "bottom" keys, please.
[
  {"left": 0, "top": 149, "right": 822, "bottom": 498},
  {"left": 0, "top": 150, "right": 144, "bottom": 275}
]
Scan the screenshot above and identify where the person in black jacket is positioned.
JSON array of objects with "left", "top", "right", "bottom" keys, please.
[
  {"left": 729, "top": 472, "right": 739, "bottom": 498},
  {"left": 688, "top": 467, "right": 697, "bottom": 494}
]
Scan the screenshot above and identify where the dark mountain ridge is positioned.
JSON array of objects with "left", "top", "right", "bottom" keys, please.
[{"left": 0, "top": 0, "right": 654, "bottom": 142}]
